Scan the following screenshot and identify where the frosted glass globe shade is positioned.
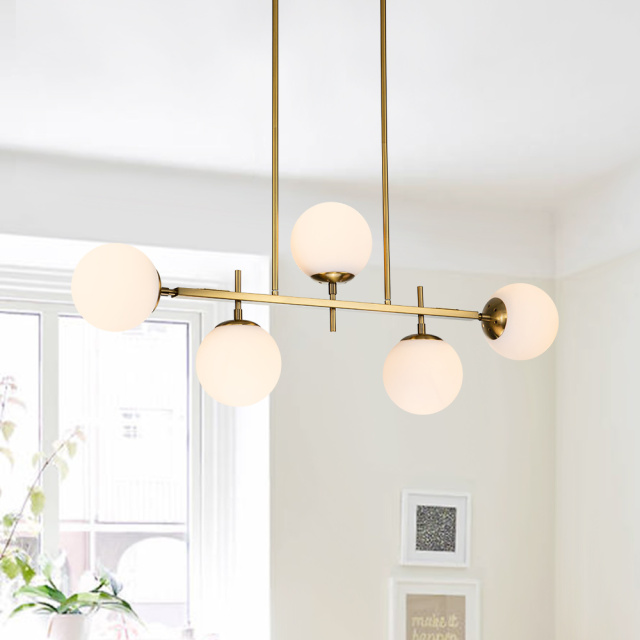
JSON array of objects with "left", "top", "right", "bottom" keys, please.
[
  {"left": 486, "top": 283, "right": 559, "bottom": 360},
  {"left": 383, "top": 338, "right": 463, "bottom": 415},
  {"left": 196, "top": 323, "right": 282, "bottom": 406},
  {"left": 72, "top": 244, "right": 160, "bottom": 332},
  {"left": 291, "top": 202, "right": 373, "bottom": 278}
]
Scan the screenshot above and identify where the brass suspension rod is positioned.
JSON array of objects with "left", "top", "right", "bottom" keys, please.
[
  {"left": 160, "top": 287, "right": 481, "bottom": 321},
  {"left": 272, "top": 0, "right": 279, "bottom": 296},
  {"left": 234, "top": 269, "right": 243, "bottom": 320},
  {"left": 176, "top": 4, "right": 485, "bottom": 328},
  {"left": 270, "top": 0, "right": 392, "bottom": 304},
  {"left": 380, "top": 0, "right": 392, "bottom": 305}
]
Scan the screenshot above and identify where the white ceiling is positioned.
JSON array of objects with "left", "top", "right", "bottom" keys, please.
[{"left": 2, "top": 0, "right": 640, "bottom": 206}]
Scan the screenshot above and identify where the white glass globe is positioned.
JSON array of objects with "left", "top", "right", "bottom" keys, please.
[
  {"left": 486, "top": 283, "right": 559, "bottom": 360},
  {"left": 72, "top": 243, "right": 160, "bottom": 332},
  {"left": 196, "top": 323, "right": 282, "bottom": 406},
  {"left": 383, "top": 338, "right": 463, "bottom": 415},
  {"left": 291, "top": 202, "right": 373, "bottom": 278}
]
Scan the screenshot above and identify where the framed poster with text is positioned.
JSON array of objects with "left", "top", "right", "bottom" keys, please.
[{"left": 390, "top": 579, "right": 480, "bottom": 640}]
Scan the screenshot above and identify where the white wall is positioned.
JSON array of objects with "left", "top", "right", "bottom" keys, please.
[
  {"left": 556, "top": 158, "right": 640, "bottom": 276},
  {"left": 0, "top": 150, "right": 556, "bottom": 278},
  {"left": 271, "top": 261, "right": 556, "bottom": 640},
  {"left": 555, "top": 250, "right": 640, "bottom": 639},
  {"left": 555, "top": 159, "right": 640, "bottom": 639}
]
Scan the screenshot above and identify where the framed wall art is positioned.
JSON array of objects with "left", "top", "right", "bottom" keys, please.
[
  {"left": 390, "top": 579, "right": 480, "bottom": 640},
  {"left": 401, "top": 491, "right": 471, "bottom": 567}
]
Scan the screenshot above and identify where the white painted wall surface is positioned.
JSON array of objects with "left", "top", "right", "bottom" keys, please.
[
  {"left": 271, "top": 261, "right": 556, "bottom": 640},
  {"left": 556, "top": 158, "right": 640, "bottom": 276},
  {"left": 0, "top": 150, "right": 556, "bottom": 279},
  {"left": 555, "top": 163, "right": 640, "bottom": 639}
]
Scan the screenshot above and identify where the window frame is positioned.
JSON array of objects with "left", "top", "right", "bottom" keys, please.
[{"left": 0, "top": 252, "right": 271, "bottom": 638}]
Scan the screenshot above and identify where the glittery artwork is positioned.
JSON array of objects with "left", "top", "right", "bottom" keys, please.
[
  {"left": 415, "top": 505, "right": 457, "bottom": 552},
  {"left": 406, "top": 594, "right": 466, "bottom": 640}
]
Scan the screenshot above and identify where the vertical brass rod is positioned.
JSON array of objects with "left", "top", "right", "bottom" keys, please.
[
  {"left": 329, "top": 283, "right": 337, "bottom": 332},
  {"left": 380, "top": 0, "right": 391, "bottom": 305},
  {"left": 272, "top": 0, "right": 279, "bottom": 296},
  {"left": 417, "top": 285, "right": 425, "bottom": 335},
  {"left": 234, "top": 270, "right": 243, "bottom": 321}
]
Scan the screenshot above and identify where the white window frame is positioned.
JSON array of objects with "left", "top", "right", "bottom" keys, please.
[{"left": 0, "top": 236, "right": 271, "bottom": 640}]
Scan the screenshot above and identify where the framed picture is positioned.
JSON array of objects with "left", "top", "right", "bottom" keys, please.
[
  {"left": 390, "top": 579, "right": 480, "bottom": 640},
  {"left": 401, "top": 491, "right": 471, "bottom": 567}
]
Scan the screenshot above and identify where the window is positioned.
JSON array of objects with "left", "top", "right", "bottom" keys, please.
[
  {"left": 59, "top": 317, "right": 191, "bottom": 629},
  {"left": 0, "top": 240, "right": 271, "bottom": 640},
  {"left": 0, "top": 311, "right": 41, "bottom": 559}
]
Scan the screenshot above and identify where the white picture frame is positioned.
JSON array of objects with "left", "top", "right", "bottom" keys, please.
[
  {"left": 401, "top": 490, "right": 471, "bottom": 567},
  {"left": 390, "top": 579, "right": 481, "bottom": 640}
]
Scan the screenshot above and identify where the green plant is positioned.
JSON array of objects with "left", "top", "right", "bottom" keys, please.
[
  {"left": 0, "top": 374, "right": 84, "bottom": 585},
  {"left": 0, "top": 422, "right": 84, "bottom": 583},
  {"left": 11, "top": 566, "right": 138, "bottom": 620}
]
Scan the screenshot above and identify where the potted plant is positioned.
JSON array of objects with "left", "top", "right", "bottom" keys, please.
[
  {"left": 1, "top": 375, "right": 83, "bottom": 593},
  {"left": 11, "top": 567, "right": 138, "bottom": 640}
]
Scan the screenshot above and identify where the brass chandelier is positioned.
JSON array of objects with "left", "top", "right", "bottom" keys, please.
[{"left": 71, "top": 0, "right": 559, "bottom": 414}]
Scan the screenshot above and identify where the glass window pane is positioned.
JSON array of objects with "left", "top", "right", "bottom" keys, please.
[
  {"left": 0, "top": 311, "right": 41, "bottom": 556},
  {"left": 58, "top": 316, "right": 190, "bottom": 629}
]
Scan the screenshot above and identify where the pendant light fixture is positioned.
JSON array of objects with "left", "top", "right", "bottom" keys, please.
[
  {"left": 72, "top": 243, "right": 161, "bottom": 332},
  {"left": 71, "top": 0, "right": 559, "bottom": 413},
  {"left": 196, "top": 271, "right": 282, "bottom": 406},
  {"left": 383, "top": 287, "right": 463, "bottom": 415},
  {"left": 291, "top": 202, "right": 373, "bottom": 285},
  {"left": 482, "top": 283, "right": 559, "bottom": 360}
]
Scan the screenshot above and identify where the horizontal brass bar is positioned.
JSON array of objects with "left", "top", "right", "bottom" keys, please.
[{"left": 161, "top": 287, "right": 481, "bottom": 321}]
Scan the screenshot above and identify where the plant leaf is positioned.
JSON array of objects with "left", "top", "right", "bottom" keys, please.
[
  {"left": 66, "top": 440, "right": 78, "bottom": 458},
  {"left": 14, "top": 584, "right": 66, "bottom": 605},
  {"left": 40, "top": 556, "right": 54, "bottom": 582},
  {"left": 11, "top": 601, "right": 59, "bottom": 617},
  {"left": 53, "top": 456, "right": 69, "bottom": 480},
  {"left": 10, "top": 601, "right": 61, "bottom": 618},
  {"left": 15, "top": 555, "right": 36, "bottom": 585},
  {"left": 1, "top": 376, "right": 17, "bottom": 389},
  {"left": 108, "top": 573, "right": 123, "bottom": 597},
  {"left": 59, "top": 591, "right": 138, "bottom": 619},
  {"left": 1, "top": 555, "right": 19, "bottom": 580},
  {"left": 10, "top": 603, "right": 40, "bottom": 617},
  {"left": 0, "top": 446, "right": 14, "bottom": 467},
  {"left": 95, "top": 565, "right": 122, "bottom": 596},
  {"left": 91, "top": 576, "right": 109, "bottom": 593},
  {"left": 95, "top": 601, "right": 139, "bottom": 619},
  {"left": 30, "top": 487, "right": 45, "bottom": 517},
  {"left": 7, "top": 397, "right": 26, "bottom": 410},
  {"left": 58, "top": 592, "right": 99, "bottom": 614},
  {"left": 1, "top": 420, "right": 16, "bottom": 441},
  {"left": 31, "top": 452, "right": 46, "bottom": 468},
  {"left": 2, "top": 513, "right": 16, "bottom": 529},
  {"left": 108, "top": 596, "right": 138, "bottom": 620}
]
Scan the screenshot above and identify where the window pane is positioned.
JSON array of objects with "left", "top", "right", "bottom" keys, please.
[
  {"left": 0, "top": 311, "right": 41, "bottom": 556},
  {"left": 58, "top": 317, "right": 190, "bottom": 629}
]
